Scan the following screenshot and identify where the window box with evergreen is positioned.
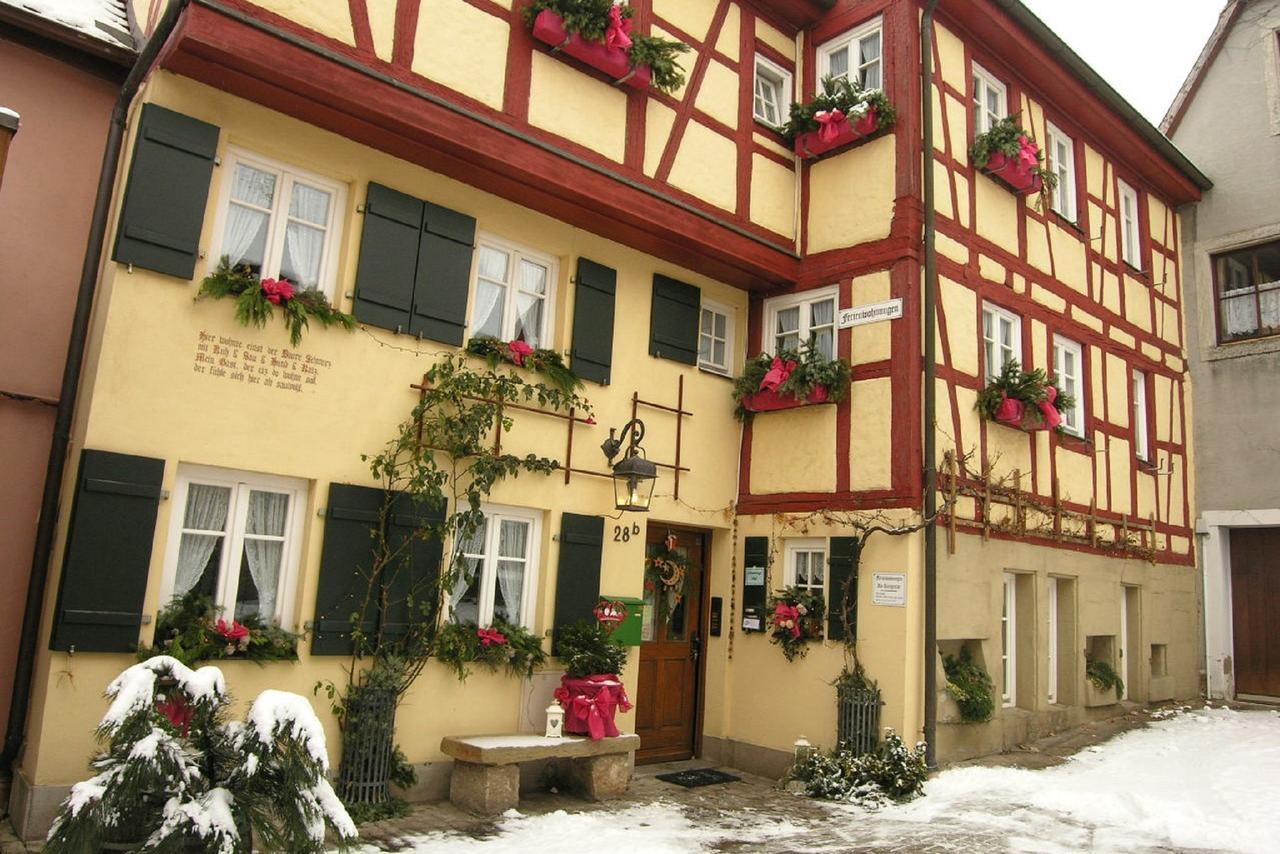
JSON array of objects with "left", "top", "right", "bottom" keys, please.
[
  {"left": 977, "top": 360, "right": 1072, "bottom": 433},
  {"left": 781, "top": 76, "right": 897, "bottom": 160},
  {"left": 525, "top": 2, "right": 688, "bottom": 94},
  {"left": 733, "top": 346, "right": 850, "bottom": 419},
  {"left": 971, "top": 115, "right": 1057, "bottom": 200}
]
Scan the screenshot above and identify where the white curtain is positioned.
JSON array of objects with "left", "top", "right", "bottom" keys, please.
[
  {"left": 282, "top": 183, "right": 330, "bottom": 289},
  {"left": 174, "top": 484, "right": 231, "bottom": 598},
  {"left": 514, "top": 294, "right": 543, "bottom": 348},
  {"left": 1224, "top": 294, "right": 1258, "bottom": 337},
  {"left": 472, "top": 281, "right": 505, "bottom": 338},
  {"left": 1261, "top": 284, "right": 1280, "bottom": 330},
  {"left": 450, "top": 522, "right": 487, "bottom": 624},
  {"left": 222, "top": 204, "right": 267, "bottom": 268},
  {"left": 810, "top": 299, "right": 835, "bottom": 359},
  {"left": 496, "top": 520, "right": 527, "bottom": 625},
  {"left": 242, "top": 490, "right": 289, "bottom": 620}
]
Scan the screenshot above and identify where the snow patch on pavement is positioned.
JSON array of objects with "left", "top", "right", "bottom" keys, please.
[
  {"left": 842, "top": 707, "right": 1280, "bottom": 853},
  {"left": 376, "top": 802, "right": 807, "bottom": 853}
]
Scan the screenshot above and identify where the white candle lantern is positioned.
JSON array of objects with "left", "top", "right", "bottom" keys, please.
[{"left": 545, "top": 700, "right": 565, "bottom": 738}]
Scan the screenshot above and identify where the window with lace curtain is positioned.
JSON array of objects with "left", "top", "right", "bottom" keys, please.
[
  {"left": 160, "top": 466, "right": 306, "bottom": 625},
  {"left": 818, "top": 17, "right": 883, "bottom": 91},
  {"left": 1213, "top": 239, "right": 1280, "bottom": 343},
  {"left": 212, "top": 149, "right": 346, "bottom": 301},
  {"left": 449, "top": 504, "right": 541, "bottom": 630},
  {"left": 764, "top": 285, "right": 838, "bottom": 360},
  {"left": 468, "top": 238, "right": 557, "bottom": 349}
]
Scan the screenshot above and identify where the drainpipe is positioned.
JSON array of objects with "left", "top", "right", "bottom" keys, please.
[
  {"left": 0, "top": 0, "right": 190, "bottom": 775},
  {"left": 921, "top": 0, "right": 941, "bottom": 770}
]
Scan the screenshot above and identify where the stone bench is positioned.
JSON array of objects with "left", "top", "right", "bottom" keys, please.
[{"left": 441, "top": 733, "right": 640, "bottom": 816}]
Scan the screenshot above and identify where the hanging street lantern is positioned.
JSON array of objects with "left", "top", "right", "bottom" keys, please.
[{"left": 600, "top": 418, "right": 658, "bottom": 512}]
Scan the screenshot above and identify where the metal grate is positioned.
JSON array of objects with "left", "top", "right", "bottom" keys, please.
[
  {"left": 836, "top": 683, "right": 883, "bottom": 756},
  {"left": 338, "top": 685, "right": 398, "bottom": 805}
]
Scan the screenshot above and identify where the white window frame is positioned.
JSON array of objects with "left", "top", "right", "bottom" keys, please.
[
  {"left": 784, "top": 538, "right": 827, "bottom": 596},
  {"left": 698, "top": 298, "right": 735, "bottom": 376},
  {"left": 817, "top": 17, "right": 884, "bottom": 91},
  {"left": 1052, "top": 335, "right": 1086, "bottom": 437},
  {"left": 982, "top": 302, "right": 1022, "bottom": 382},
  {"left": 1047, "top": 577, "right": 1059, "bottom": 704},
  {"left": 1132, "top": 369, "right": 1150, "bottom": 462},
  {"left": 210, "top": 148, "right": 347, "bottom": 301},
  {"left": 468, "top": 236, "right": 558, "bottom": 349},
  {"left": 1002, "top": 572, "right": 1017, "bottom": 707},
  {"left": 1118, "top": 180, "right": 1141, "bottom": 268},
  {"left": 753, "top": 54, "right": 793, "bottom": 128},
  {"left": 1045, "top": 121, "right": 1077, "bottom": 222},
  {"left": 450, "top": 503, "right": 542, "bottom": 630},
  {"left": 972, "top": 63, "right": 1007, "bottom": 135},
  {"left": 159, "top": 465, "right": 308, "bottom": 627},
  {"left": 764, "top": 284, "right": 839, "bottom": 360}
]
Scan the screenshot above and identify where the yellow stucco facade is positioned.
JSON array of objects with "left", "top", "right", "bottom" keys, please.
[{"left": 9, "top": 0, "right": 1207, "bottom": 839}]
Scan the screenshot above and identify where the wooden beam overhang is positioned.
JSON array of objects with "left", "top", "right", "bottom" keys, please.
[
  {"left": 749, "top": 0, "right": 838, "bottom": 30},
  {"left": 161, "top": 1, "right": 801, "bottom": 292}
]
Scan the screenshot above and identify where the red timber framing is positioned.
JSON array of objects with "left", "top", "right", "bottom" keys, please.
[
  {"left": 155, "top": 0, "right": 1199, "bottom": 561},
  {"left": 162, "top": 0, "right": 804, "bottom": 291}
]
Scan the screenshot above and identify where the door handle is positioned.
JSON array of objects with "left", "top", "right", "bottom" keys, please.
[{"left": 690, "top": 632, "right": 701, "bottom": 663}]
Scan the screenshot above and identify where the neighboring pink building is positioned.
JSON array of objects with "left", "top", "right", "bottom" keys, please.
[{"left": 0, "top": 0, "right": 135, "bottom": 765}]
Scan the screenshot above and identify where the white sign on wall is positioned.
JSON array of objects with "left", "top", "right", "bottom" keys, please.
[
  {"left": 872, "top": 572, "right": 907, "bottom": 607},
  {"left": 838, "top": 298, "right": 904, "bottom": 329}
]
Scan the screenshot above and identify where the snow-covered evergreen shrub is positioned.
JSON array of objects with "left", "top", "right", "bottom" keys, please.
[
  {"left": 45, "top": 656, "right": 357, "bottom": 853},
  {"left": 786, "top": 730, "right": 928, "bottom": 805}
]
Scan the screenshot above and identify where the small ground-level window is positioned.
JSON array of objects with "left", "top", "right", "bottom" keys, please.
[
  {"left": 1002, "top": 572, "right": 1017, "bottom": 707},
  {"left": 450, "top": 504, "right": 541, "bottom": 629},
  {"left": 161, "top": 466, "right": 307, "bottom": 625},
  {"left": 784, "top": 538, "right": 827, "bottom": 596}
]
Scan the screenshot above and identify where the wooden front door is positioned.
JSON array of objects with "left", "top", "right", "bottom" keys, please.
[
  {"left": 1231, "top": 528, "right": 1280, "bottom": 698},
  {"left": 635, "top": 526, "right": 706, "bottom": 763}
]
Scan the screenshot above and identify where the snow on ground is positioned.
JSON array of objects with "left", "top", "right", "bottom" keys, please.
[
  {"left": 378, "top": 707, "right": 1280, "bottom": 853},
  {"left": 369, "top": 803, "right": 807, "bottom": 854},
  {"left": 834, "top": 706, "right": 1280, "bottom": 853}
]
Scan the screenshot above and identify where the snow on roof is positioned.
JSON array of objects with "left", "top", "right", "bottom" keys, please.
[{"left": 0, "top": 0, "right": 135, "bottom": 53}]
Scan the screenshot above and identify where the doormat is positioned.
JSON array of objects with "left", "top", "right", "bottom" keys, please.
[{"left": 654, "top": 768, "right": 741, "bottom": 788}]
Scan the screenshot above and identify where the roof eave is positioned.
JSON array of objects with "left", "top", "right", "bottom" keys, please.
[{"left": 0, "top": 3, "right": 136, "bottom": 66}]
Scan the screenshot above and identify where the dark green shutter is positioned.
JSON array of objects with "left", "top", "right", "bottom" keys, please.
[
  {"left": 409, "top": 202, "right": 476, "bottom": 345},
  {"left": 111, "top": 104, "right": 219, "bottom": 280},
  {"left": 827, "top": 537, "right": 861, "bottom": 642},
  {"left": 311, "top": 484, "right": 383, "bottom": 655},
  {"left": 552, "top": 513, "right": 604, "bottom": 652},
  {"left": 353, "top": 183, "right": 424, "bottom": 333},
  {"left": 570, "top": 258, "right": 617, "bottom": 385},
  {"left": 381, "top": 493, "right": 446, "bottom": 641},
  {"left": 649, "top": 274, "right": 701, "bottom": 364},
  {"left": 742, "top": 536, "right": 769, "bottom": 634},
  {"left": 50, "top": 450, "right": 164, "bottom": 652},
  {"left": 353, "top": 183, "right": 476, "bottom": 345}
]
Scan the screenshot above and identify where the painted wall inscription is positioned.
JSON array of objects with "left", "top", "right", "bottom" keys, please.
[{"left": 192, "top": 330, "right": 330, "bottom": 392}]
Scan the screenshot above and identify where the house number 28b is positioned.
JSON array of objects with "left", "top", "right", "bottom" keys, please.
[{"left": 613, "top": 523, "right": 641, "bottom": 542}]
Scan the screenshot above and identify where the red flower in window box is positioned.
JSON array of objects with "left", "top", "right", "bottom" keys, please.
[
  {"left": 260, "top": 277, "right": 295, "bottom": 305},
  {"left": 531, "top": 10, "right": 651, "bottom": 91}
]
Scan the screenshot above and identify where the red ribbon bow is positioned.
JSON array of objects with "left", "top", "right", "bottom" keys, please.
[
  {"left": 604, "top": 4, "right": 633, "bottom": 50},
  {"left": 260, "top": 277, "right": 295, "bottom": 305},
  {"left": 156, "top": 693, "right": 194, "bottom": 737},
  {"left": 773, "top": 602, "right": 802, "bottom": 639},
  {"left": 814, "top": 109, "right": 847, "bottom": 143},
  {"left": 759, "top": 357, "right": 797, "bottom": 393},
  {"left": 555, "top": 676, "right": 633, "bottom": 740},
  {"left": 1038, "top": 385, "right": 1062, "bottom": 430},
  {"left": 507, "top": 339, "right": 535, "bottom": 366},
  {"left": 1016, "top": 135, "right": 1040, "bottom": 170},
  {"left": 477, "top": 627, "right": 508, "bottom": 647},
  {"left": 994, "top": 393, "right": 1025, "bottom": 426},
  {"left": 215, "top": 618, "right": 249, "bottom": 642}
]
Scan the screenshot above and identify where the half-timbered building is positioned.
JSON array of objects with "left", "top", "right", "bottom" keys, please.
[{"left": 8, "top": 0, "right": 1209, "bottom": 836}]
